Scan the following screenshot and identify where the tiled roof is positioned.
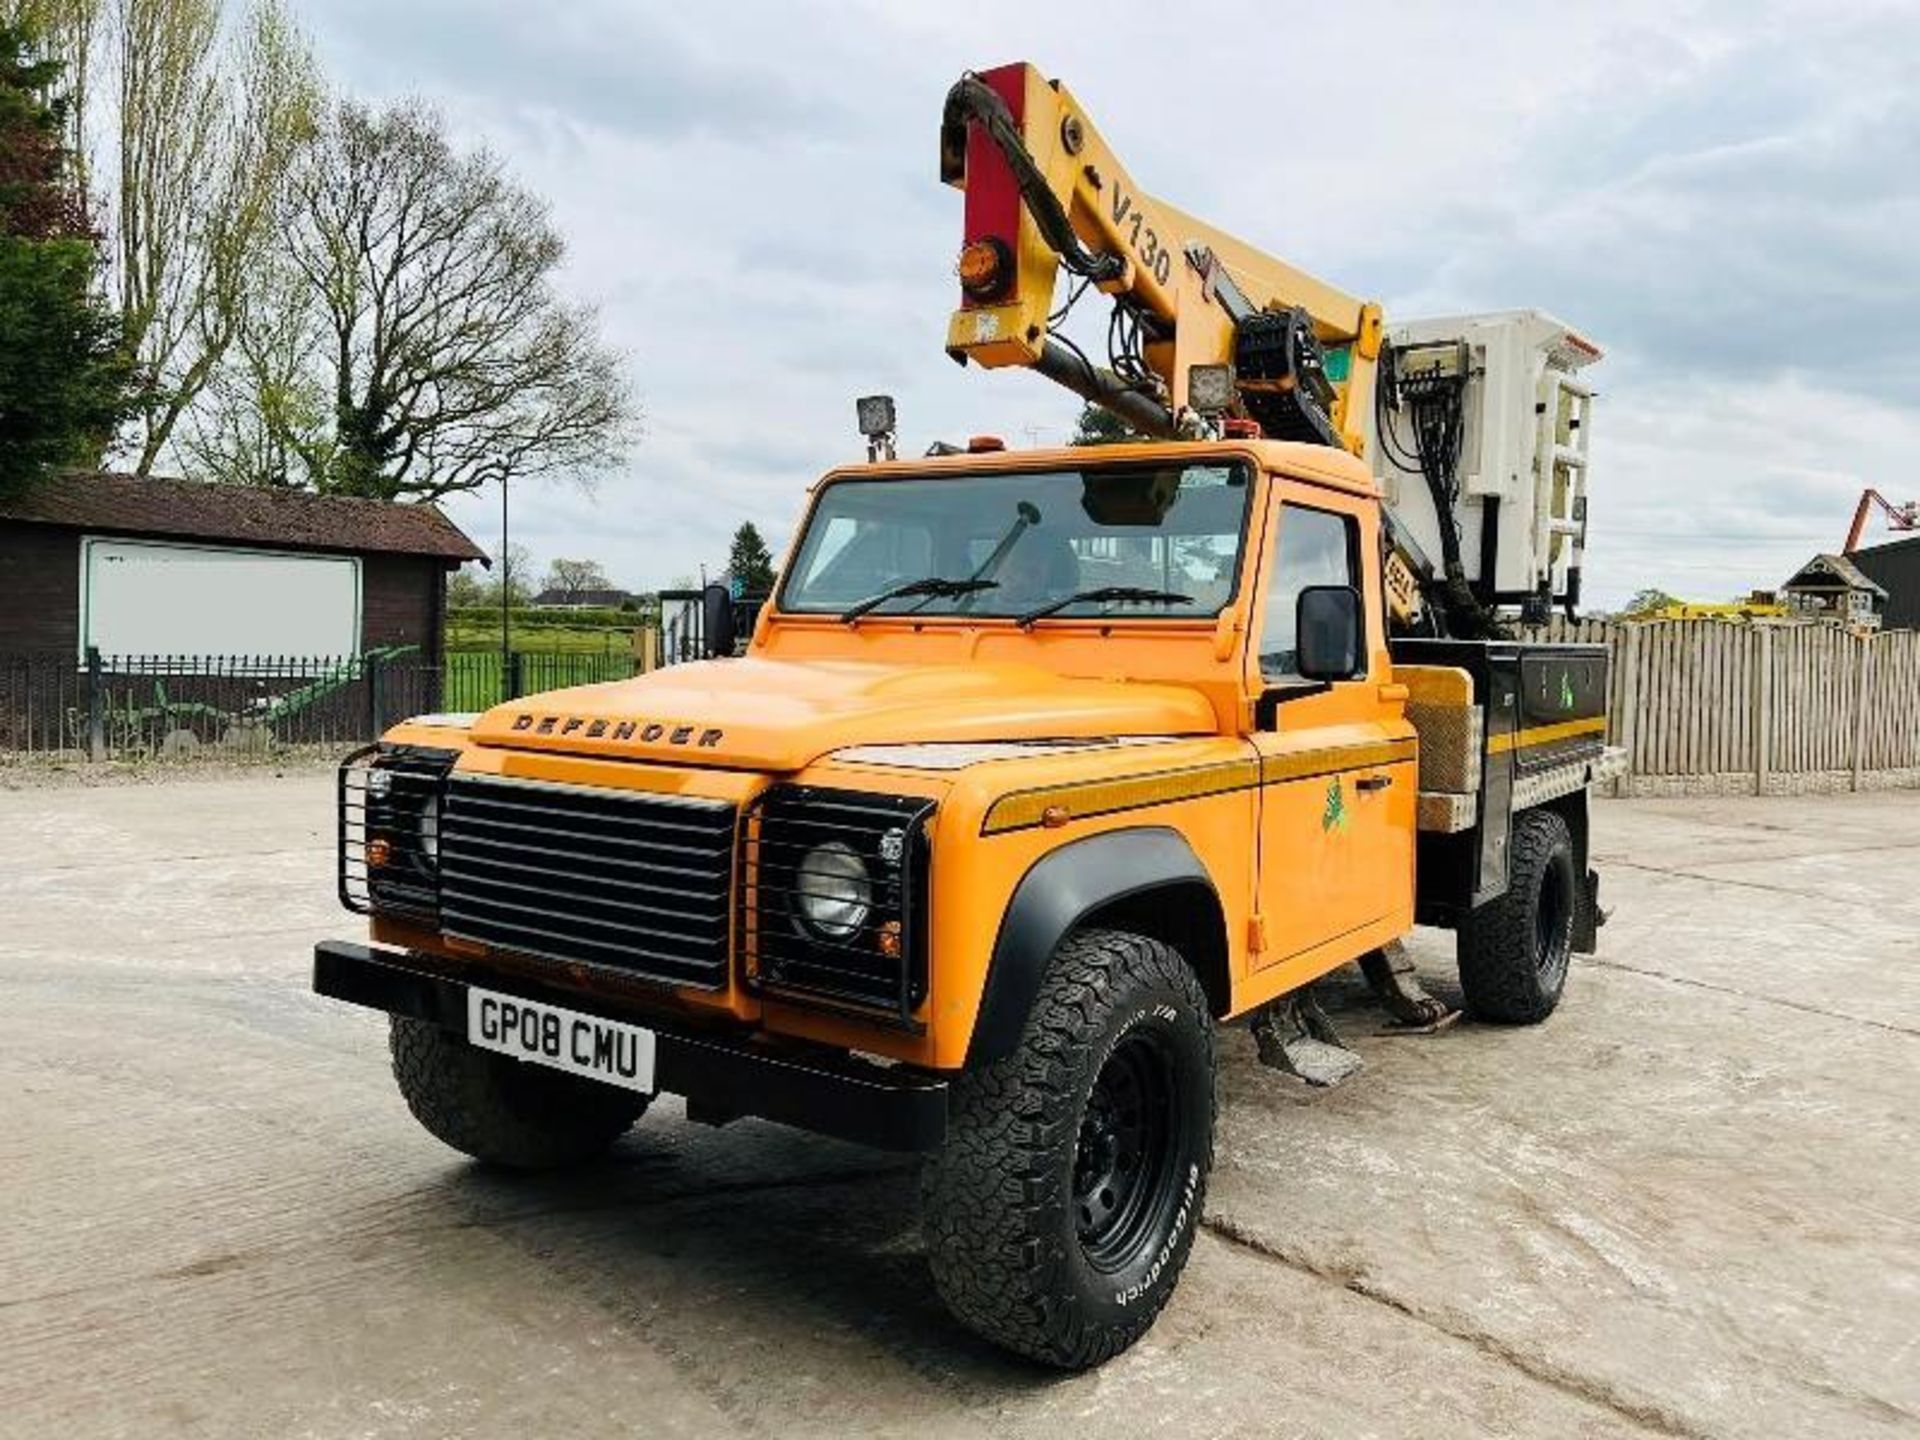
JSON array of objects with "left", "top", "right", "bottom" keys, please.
[
  {"left": 0, "top": 472, "right": 486, "bottom": 561},
  {"left": 1782, "top": 553, "right": 1888, "bottom": 599}
]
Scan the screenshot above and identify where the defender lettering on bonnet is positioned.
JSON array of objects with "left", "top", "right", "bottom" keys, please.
[{"left": 509, "top": 712, "right": 724, "bottom": 747}]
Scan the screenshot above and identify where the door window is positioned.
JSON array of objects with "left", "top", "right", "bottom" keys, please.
[{"left": 1260, "top": 506, "right": 1359, "bottom": 682}]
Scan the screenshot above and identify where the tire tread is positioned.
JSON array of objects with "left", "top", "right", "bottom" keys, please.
[
  {"left": 921, "top": 928, "right": 1214, "bottom": 1368},
  {"left": 1457, "top": 808, "right": 1574, "bottom": 1024},
  {"left": 389, "top": 1016, "right": 647, "bottom": 1169}
]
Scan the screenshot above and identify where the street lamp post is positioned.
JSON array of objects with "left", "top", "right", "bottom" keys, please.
[{"left": 499, "top": 470, "right": 511, "bottom": 700}]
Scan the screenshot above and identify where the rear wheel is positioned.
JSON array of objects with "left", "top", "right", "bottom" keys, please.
[
  {"left": 921, "top": 928, "right": 1215, "bottom": 1369},
  {"left": 388, "top": 1016, "right": 649, "bottom": 1169},
  {"left": 1456, "top": 808, "right": 1576, "bottom": 1024}
]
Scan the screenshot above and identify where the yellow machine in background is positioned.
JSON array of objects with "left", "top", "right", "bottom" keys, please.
[{"left": 1632, "top": 600, "right": 1789, "bottom": 622}]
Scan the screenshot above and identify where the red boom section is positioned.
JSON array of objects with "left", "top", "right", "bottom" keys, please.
[{"left": 958, "top": 63, "right": 1026, "bottom": 310}]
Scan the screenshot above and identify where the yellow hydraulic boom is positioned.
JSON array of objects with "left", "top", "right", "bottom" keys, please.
[{"left": 940, "top": 62, "right": 1384, "bottom": 453}]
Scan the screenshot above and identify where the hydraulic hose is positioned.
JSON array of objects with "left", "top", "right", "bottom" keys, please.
[{"left": 940, "top": 74, "right": 1125, "bottom": 287}]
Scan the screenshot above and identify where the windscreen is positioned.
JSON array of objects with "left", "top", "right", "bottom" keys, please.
[{"left": 780, "top": 462, "right": 1251, "bottom": 621}]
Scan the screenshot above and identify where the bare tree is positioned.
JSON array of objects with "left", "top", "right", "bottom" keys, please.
[
  {"left": 493, "top": 541, "right": 534, "bottom": 606},
  {"left": 260, "top": 99, "right": 637, "bottom": 501},
  {"left": 541, "top": 558, "right": 614, "bottom": 604}
]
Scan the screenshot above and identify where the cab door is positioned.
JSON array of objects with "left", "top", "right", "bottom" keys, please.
[{"left": 1248, "top": 486, "right": 1416, "bottom": 977}]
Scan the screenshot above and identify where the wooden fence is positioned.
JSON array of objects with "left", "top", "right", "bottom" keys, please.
[{"left": 1521, "top": 619, "right": 1920, "bottom": 796}]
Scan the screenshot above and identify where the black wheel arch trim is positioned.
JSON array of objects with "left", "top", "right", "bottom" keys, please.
[{"left": 969, "top": 826, "right": 1225, "bottom": 1068}]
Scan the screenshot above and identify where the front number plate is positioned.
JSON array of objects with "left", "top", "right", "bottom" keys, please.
[{"left": 466, "top": 987, "right": 657, "bottom": 1093}]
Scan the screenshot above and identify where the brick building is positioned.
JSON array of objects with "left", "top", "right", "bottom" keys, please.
[{"left": 0, "top": 472, "right": 484, "bottom": 661}]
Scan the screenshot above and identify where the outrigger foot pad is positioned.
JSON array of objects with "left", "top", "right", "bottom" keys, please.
[
  {"left": 1251, "top": 988, "right": 1364, "bottom": 1087},
  {"left": 1359, "top": 942, "right": 1461, "bottom": 1034}
]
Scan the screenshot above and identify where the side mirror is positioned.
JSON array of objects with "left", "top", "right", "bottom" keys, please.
[
  {"left": 701, "top": 582, "right": 738, "bottom": 660},
  {"left": 1296, "top": 585, "right": 1364, "bottom": 681}
]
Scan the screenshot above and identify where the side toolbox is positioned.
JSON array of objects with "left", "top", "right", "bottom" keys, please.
[{"left": 1392, "top": 638, "right": 1616, "bottom": 926}]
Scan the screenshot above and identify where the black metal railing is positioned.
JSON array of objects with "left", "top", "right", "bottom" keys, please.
[
  {"left": 0, "top": 648, "right": 445, "bottom": 758},
  {"left": 0, "top": 647, "right": 642, "bottom": 760}
]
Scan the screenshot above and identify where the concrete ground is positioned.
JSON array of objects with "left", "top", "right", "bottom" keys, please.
[{"left": 2, "top": 775, "right": 1915, "bottom": 1440}]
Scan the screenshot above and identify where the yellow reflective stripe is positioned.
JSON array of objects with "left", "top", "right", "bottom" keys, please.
[
  {"left": 1259, "top": 737, "right": 1416, "bottom": 784},
  {"left": 981, "top": 759, "right": 1260, "bottom": 835},
  {"left": 980, "top": 737, "right": 1418, "bottom": 835},
  {"left": 1487, "top": 716, "right": 1606, "bottom": 754}
]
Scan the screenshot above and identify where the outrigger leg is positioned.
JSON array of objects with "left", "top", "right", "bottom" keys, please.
[
  {"left": 1251, "top": 988, "right": 1364, "bottom": 1087},
  {"left": 1359, "top": 941, "right": 1460, "bottom": 1034}
]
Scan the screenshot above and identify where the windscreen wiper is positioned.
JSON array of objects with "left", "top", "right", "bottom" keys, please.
[
  {"left": 1014, "top": 586, "right": 1194, "bottom": 628},
  {"left": 839, "top": 576, "right": 999, "bottom": 624}
]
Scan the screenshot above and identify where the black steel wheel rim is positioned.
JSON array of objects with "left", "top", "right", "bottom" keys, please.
[
  {"left": 1073, "top": 1030, "right": 1178, "bottom": 1271},
  {"left": 1536, "top": 861, "right": 1572, "bottom": 977}
]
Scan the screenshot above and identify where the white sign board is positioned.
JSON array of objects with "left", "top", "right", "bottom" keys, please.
[{"left": 80, "top": 537, "right": 362, "bottom": 660}]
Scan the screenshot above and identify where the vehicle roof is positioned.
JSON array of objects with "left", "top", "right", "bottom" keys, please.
[{"left": 826, "top": 439, "right": 1380, "bottom": 498}]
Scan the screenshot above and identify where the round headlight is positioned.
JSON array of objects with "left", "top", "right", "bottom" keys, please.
[
  {"left": 418, "top": 792, "right": 441, "bottom": 867},
  {"left": 794, "top": 840, "right": 872, "bottom": 939}
]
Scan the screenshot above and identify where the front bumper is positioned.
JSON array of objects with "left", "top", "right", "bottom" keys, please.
[{"left": 313, "top": 941, "right": 948, "bottom": 1152}]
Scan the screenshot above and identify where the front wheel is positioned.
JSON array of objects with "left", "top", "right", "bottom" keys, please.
[
  {"left": 1456, "top": 808, "right": 1576, "bottom": 1024},
  {"left": 388, "top": 1016, "right": 650, "bottom": 1169},
  {"left": 921, "top": 928, "right": 1216, "bottom": 1369}
]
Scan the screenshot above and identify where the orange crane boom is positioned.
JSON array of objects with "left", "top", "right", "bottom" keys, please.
[
  {"left": 1845, "top": 489, "right": 1919, "bottom": 552},
  {"left": 938, "top": 63, "right": 1381, "bottom": 452}
]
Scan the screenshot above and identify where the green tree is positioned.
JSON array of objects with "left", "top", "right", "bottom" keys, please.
[
  {"left": 728, "top": 521, "right": 775, "bottom": 595},
  {"left": 18, "top": 0, "right": 322, "bottom": 478},
  {"left": 1623, "top": 587, "right": 1683, "bottom": 616},
  {"left": 444, "top": 562, "right": 486, "bottom": 607},
  {"left": 108, "top": 0, "right": 318, "bottom": 475},
  {"left": 0, "top": 19, "right": 132, "bottom": 491},
  {"left": 1070, "top": 402, "right": 1136, "bottom": 446}
]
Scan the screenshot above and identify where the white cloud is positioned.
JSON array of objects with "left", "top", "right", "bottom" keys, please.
[
  {"left": 1587, "top": 372, "right": 1920, "bottom": 605},
  {"left": 303, "top": 0, "right": 1920, "bottom": 607}
]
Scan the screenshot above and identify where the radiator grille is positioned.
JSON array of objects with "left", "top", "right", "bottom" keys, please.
[{"left": 439, "top": 776, "right": 735, "bottom": 989}]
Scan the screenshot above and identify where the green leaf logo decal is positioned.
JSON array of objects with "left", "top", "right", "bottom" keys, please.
[
  {"left": 1559, "top": 670, "right": 1576, "bottom": 710},
  {"left": 1322, "top": 777, "right": 1349, "bottom": 833}
]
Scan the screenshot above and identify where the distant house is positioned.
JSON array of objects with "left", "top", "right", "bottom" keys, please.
[
  {"left": 529, "top": 587, "right": 635, "bottom": 610},
  {"left": 0, "top": 472, "right": 485, "bottom": 661},
  {"left": 1847, "top": 535, "right": 1920, "bottom": 631},
  {"left": 1779, "top": 553, "right": 1887, "bottom": 630}
]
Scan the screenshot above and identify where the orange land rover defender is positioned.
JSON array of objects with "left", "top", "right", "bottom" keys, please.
[{"left": 315, "top": 438, "right": 1618, "bottom": 1368}]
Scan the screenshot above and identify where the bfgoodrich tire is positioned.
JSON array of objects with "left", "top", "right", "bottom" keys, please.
[
  {"left": 921, "top": 928, "right": 1216, "bottom": 1369},
  {"left": 1456, "top": 807, "right": 1576, "bottom": 1024},
  {"left": 389, "top": 1016, "right": 649, "bottom": 1169}
]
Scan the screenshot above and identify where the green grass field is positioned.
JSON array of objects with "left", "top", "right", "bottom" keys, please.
[
  {"left": 442, "top": 648, "right": 641, "bottom": 711},
  {"left": 444, "top": 621, "right": 641, "bottom": 656},
  {"left": 441, "top": 610, "right": 657, "bottom": 709}
]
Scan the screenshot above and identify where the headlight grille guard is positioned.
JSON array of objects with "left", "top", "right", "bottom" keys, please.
[
  {"left": 338, "top": 742, "right": 460, "bottom": 921},
  {"left": 739, "top": 785, "right": 936, "bottom": 1030}
]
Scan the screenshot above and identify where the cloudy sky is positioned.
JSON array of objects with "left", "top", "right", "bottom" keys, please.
[{"left": 303, "top": 0, "right": 1920, "bottom": 610}]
